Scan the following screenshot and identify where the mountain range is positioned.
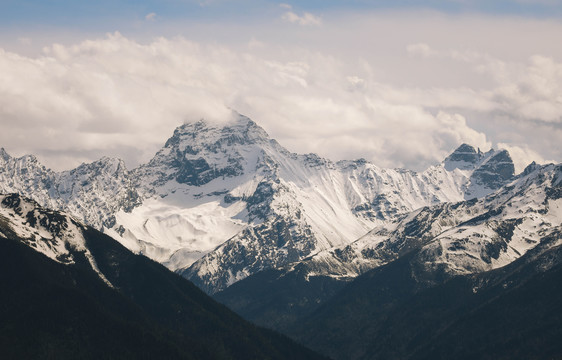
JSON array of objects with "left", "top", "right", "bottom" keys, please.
[
  {"left": 1, "top": 112, "right": 561, "bottom": 359},
  {"left": 215, "top": 162, "right": 562, "bottom": 340},
  {"left": 289, "top": 217, "right": 562, "bottom": 360},
  {"left": 0, "top": 112, "right": 518, "bottom": 294}
]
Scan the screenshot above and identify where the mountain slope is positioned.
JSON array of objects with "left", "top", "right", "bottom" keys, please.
[
  {"left": 0, "top": 193, "right": 327, "bottom": 360},
  {"left": 289, "top": 226, "right": 562, "bottom": 360},
  {"left": 0, "top": 237, "right": 188, "bottom": 360},
  {"left": 215, "top": 162, "right": 562, "bottom": 332},
  {"left": 299, "top": 161, "right": 560, "bottom": 279},
  {"left": 213, "top": 266, "right": 347, "bottom": 332},
  {"left": 0, "top": 149, "right": 140, "bottom": 230}
]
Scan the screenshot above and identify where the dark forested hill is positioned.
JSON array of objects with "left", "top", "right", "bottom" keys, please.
[
  {"left": 0, "top": 193, "right": 327, "bottom": 360},
  {"left": 288, "top": 230, "right": 562, "bottom": 360}
]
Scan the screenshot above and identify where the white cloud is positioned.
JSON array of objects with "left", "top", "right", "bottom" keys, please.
[
  {"left": 282, "top": 11, "right": 322, "bottom": 26},
  {"left": 406, "top": 43, "right": 436, "bottom": 58},
  {"left": 145, "top": 13, "right": 157, "bottom": 21},
  {"left": 402, "top": 41, "right": 562, "bottom": 129},
  {"left": 497, "top": 143, "right": 552, "bottom": 173},
  {"left": 0, "top": 33, "right": 488, "bottom": 171},
  {"left": 0, "top": 12, "right": 561, "bottom": 173},
  {"left": 247, "top": 37, "right": 265, "bottom": 49}
]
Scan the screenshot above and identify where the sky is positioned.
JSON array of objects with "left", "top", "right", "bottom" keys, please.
[{"left": 1, "top": 1, "right": 561, "bottom": 173}]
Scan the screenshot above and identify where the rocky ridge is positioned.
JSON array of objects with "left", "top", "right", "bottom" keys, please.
[{"left": 273, "top": 162, "right": 561, "bottom": 282}]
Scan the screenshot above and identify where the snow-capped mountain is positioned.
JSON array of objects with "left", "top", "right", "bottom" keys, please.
[
  {"left": 274, "top": 162, "right": 561, "bottom": 282},
  {"left": 0, "top": 150, "right": 140, "bottom": 230},
  {"left": 443, "top": 143, "right": 515, "bottom": 199},
  {"left": 214, "top": 162, "right": 562, "bottom": 339},
  {"left": 286, "top": 208, "right": 562, "bottom": 360},
  {"left": 0, "top": 112, "right": 518, "bottom": 293}
]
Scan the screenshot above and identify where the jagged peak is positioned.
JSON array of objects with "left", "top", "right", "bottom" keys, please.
[
  {"left": 67, "top": 156, "right": 128, "bottom": 177},
  {"left": 171, "top": 113, "right": 269, "bottom": 143},
  {"left": 475, "top": 148, "right": 514, "bottom": 172},
  {"left": 453, "top": 143, "right": 477, "bottom": 154},
  {"left": 520, "top": 162, "right": 561, "bottom": 182},
  {"left": 482, "top": 148, "right": 512, "bottom": 163},
  {"left": 337, "top": 158, "right": 368, "bottom": 168},
  {"left": 139, "top": 113, "right": 276, "bottom": 186},
  {"left": 443, "top": 143, "right": 482, "bottom": 171},
  {"left": 0, "top": 149, "right": 37, "bottom": 165},
  {"left": 522, "top": 161, "right": 541, "bottom": 176},
  {"left": 0, "top": 147, "right": 10, "bottom": 162},
  {"left": 162, "top": 115, "right": 270, "bottom": 155},
  {"left": 91, "top": 156, "right": 127, "bottom": 170},
  {"left": 19, "top": 153, "right": 39, "bottom": 163},
  {"left": 443, "top": 144, "right": 516, "bottom": 184}
]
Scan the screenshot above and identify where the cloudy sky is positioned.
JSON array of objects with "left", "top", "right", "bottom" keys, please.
[{"left": 1, "top": 1, "right": 561, "bottom": 173}]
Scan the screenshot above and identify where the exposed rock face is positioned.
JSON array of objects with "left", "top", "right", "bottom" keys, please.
[
  {"left": 135, "top": 118, "right": 269, "bottom": 189},
  {"left": 444, "top": 143, "right": 483, "bottom": 170},
  {"left": 468, "top": 149, "right": 515, "bottom": 191},
  {"left": 444, "top": 143, "right": 516, "bottom": 199}
]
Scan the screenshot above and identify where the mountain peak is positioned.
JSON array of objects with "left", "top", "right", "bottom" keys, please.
[
  {"left": 522, "top": 161, "right": 541, "bottom": 176},
  {"left": 455, "top": 143, "right": 477, "bottom": 153},
  {"left": 474, "top": 148, "right": 515, "bottom": 182},
  {"left": 0, "top": 193, "right": 90, "bottom": 267},
  {"left": 169, "top": 113, "right": 270, "bottom": 148},
  {"left": 66, "top": 157, "right": 129, "bottom": 180},
  {"left": 20, "top": 153, "right": 39, "bottom": 163},
  {"left": 0, "top": 147, "right": 10, "bottom": 162},
  {"left": 162, "top": 114, "right": 270, "bottom": 160},
  {"left": 141, "top": 113, "right": 273, "bottom": 187},
  {"left": 443, "top": 143, "right": 482, "bottom": 171}
]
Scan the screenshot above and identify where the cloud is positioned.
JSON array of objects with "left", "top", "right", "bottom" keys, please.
[
  {"left": 403, "top": 42, "right": 562, "bottom": 124},
  {"left": 247, "top": 37, "right": 265, "bottom": 49},
  {"left": 406, "top": 43, "right": 436, "bottom": 58},
  {"left": 282, "top": 10, "right": 322, "bottom": 26},
  {"left": 0, "top": 32, "right": 487, "bottom": 172},
  {"left": 145, "top": 13, "right": 157, "bottom": 21},
  {"left": 0, "top": 12, "right": 561, "bottom": 173},
  {"left": 402, "top": 44, "right": 562, "bottom": 124},
  {"left": 497, "top": 142, "right": 553, "bottom": 173}
]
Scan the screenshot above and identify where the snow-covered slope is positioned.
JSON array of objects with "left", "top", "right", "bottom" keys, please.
[
  {"left": 0, "top": 193, "right": 328, "bottom": 360},
  {"left": 0, "top": 112, "right": 518, "bottom": 293},
  {"left": 443, "top": 143, "right": 515, "bottom": 199},
  {"left": 0, "top": 151, "right": 140, "bottom": 230},
  {"left": 0, "top": 193, "right": 113, "bottom": 286},
  {"left": 284, "top": 162, "right": 561, "bottom": 283}
]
